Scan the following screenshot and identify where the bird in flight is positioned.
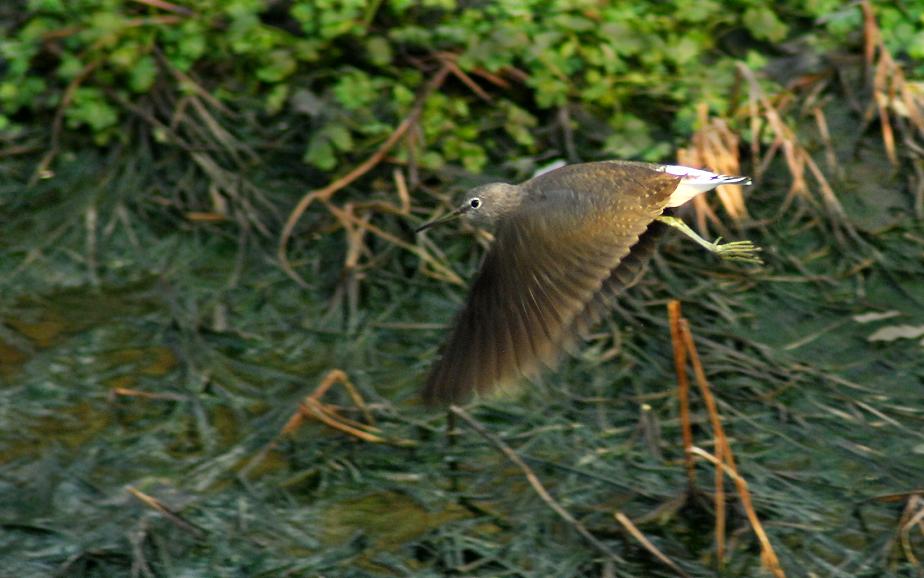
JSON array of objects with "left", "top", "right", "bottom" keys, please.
[{"left": 416, "top": 160, "right": 760, "bottom": 405}]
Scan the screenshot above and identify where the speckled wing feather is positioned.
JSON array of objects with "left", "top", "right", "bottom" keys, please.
[
  {"left": 567, "top": 219, "right": 669, "bottom": 341},
  {"left": 422, "top": 162, "right": 680, "bottom": 405}
]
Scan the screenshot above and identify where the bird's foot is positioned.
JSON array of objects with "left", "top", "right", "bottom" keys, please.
[
  {"left": 656, "top": 216, "right": 763, "bottom": 265},
  {"left": 707, "top": 237, "right": 763, "bottom": 264}
]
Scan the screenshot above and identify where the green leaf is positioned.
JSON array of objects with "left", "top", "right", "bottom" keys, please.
[
  {"left": 366, "top": 36, "right": 392, "bottom": 66},
  {"left": 907, "top": 31, "right": 924, "bottom": 59},
  {"left": 333, "top": 71, "right": 380, "bottom": 111},
  {"left": 305, "top": 135, "right": 336, "bottom": 170},
  {"left": 129, "top": 55, "right": 157, "bottom": 92},
  {"left": 743, "top": 7, "right": 788, "bottom": 43},
  {"left": 265, "top": 84, "right": 289, "bottom": 114},
  {"left": 603, "top": 115, "right": 654, "bottom": 159},
  {"left": 326, "top": 124, "right": 353, "bottom": 152},
  {"left": 65, "top": 87, "right": 119, "bottom": 132},
  {"left": 419, "top": 151, "right": 444, "bottom": 169},
  {"left": 257, "top": 50, "right": 297, "bottom": 83}
]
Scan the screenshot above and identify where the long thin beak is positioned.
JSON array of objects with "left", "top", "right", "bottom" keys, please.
[{"left": 415, "top": 207, "right": 463, "bottom": 233}]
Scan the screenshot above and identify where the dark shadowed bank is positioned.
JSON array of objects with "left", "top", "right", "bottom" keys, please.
[{"left": 1, "top": 1, "right": 923, "bottom": 576}]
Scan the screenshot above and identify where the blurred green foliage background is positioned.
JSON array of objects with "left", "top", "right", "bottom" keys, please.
[
  {"left": 4, "top": 0, "right": 922, "bottom": 170},
  {"left": 2, "top": 1, "right": 924, "bottom": 577}
]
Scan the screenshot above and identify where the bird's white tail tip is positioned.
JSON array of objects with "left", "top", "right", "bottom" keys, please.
[{"left": 660, "top": 164, "right": 752, "bottom": 207}]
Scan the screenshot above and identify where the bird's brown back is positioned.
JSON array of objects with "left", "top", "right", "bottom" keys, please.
[{"left": 422, "top": 161, "right": 680, "bottom": 405}]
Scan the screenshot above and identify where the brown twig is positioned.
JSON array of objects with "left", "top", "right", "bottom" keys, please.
[
  {"left": 713, "top": 438, "right": 727, "bottom": 565},
  {"left": 438, "top": 53, "right": 492, "bottom": 102},
  {"left": 449, "top": 404, "right": 626, "bottom": 566},
  {"left": 277, "top": 63, "right": 452, "bottom": 287},
  {"left": 678, "top": 318, "right": 785, "bottom": 578}
]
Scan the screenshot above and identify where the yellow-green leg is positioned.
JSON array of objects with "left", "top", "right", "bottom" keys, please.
[{"left": 656, "top": 215, "right": 763, "bottom": 265}]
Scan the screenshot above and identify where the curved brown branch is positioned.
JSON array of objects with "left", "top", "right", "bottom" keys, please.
[{"left": 277, "top": 64, "right": 451, "bottom": 287}]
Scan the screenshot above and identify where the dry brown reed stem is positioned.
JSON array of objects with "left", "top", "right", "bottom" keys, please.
[
  {"left": 675, "top": 313, "right": 785, "bottom": 578},
  {"left": 861, "top": 0, "right": 924, "bottom": 217},
  {"left": 613, "top": 512, "right": 691, "bottom": 578},
  {"left": 280, "top": 369, "right": 386, "bottom": 444},
  {"left": 667, "top": 301, "right": 696, "bottom": 490},
  {"left": 862, "top": 0, "right": 896, "bottom": 166},
  {"left": 669, "top": 300, "right": 725, "bottom": 563},
  {"left": 437, "top": 52, "right": 492, "bottom": 102},
  {"left": 713, "top": 438, "right": 726, "bottom": 565},
  {"left": 448, "top": 405, "right": 628, "bottom": 568},
  {"left": 277, "top": 63, "right": 452, "bottom": 287},
  {"left": 244, "top": 369, "right": 415, "bottom": 479},
  {"left": 677, "top": 102, "right": 748, "bottom": 232}
]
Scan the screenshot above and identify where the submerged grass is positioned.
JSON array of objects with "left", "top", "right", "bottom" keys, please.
[{"left": 2, "top": 147, "right": 922, "bottom": 577}]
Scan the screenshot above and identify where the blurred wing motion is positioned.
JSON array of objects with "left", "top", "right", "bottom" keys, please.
[{"left": 422, "top": 162, "right": 681, "bottom": 405}]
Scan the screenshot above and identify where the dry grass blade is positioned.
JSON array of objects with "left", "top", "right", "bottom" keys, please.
[
  {"left": 449, "top": 405, "right": 627, "bottom": 567},
  {"left": 670, "top": 300, "right": 727, "bottom": 566},
  {"left": 614, "top": 511, "right": 691, "bottom": 578},
  {"left": 126, "top": 486, "right": 204, "bottom": 537},
  {"left": 292, "top": 400, "right": 384, "bottom": 443},
  {"left": 107, "top": 387, "right": 187, "bottom": 402},
  {"left": 113, "top": 88, "right": 275, "bottom": 237}
]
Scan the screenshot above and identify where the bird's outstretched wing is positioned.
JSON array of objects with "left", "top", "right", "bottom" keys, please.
[{"left": 422, "top": 163, "right": 680, "bottom": 405}]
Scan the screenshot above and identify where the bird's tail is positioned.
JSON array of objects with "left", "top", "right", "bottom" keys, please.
[{"left": 660, "top": 164, "right": 752, "bottom": 208}]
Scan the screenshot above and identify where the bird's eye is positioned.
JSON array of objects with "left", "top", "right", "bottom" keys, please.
[{"left": 469, "top": 198, "right": 481, "bottom": 209}]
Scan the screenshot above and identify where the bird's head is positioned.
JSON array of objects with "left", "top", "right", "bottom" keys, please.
[{"left": 416, "top": 182, "right": 521, "bottom": 232}]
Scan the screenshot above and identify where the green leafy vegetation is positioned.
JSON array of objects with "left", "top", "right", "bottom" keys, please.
[{"left": 2, "top": 0, "right": 921, "bottom": 172}]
